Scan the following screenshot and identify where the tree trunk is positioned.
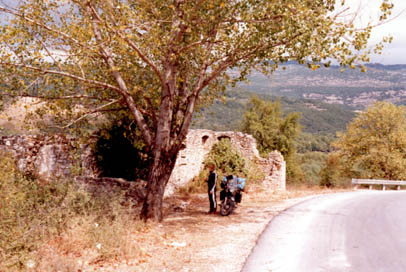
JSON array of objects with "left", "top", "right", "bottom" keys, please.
[{"left": 140, "top": 150, "right": 177, "bottom": 222}]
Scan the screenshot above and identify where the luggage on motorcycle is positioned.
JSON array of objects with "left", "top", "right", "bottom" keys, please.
[
  {"left": 221, "top": 176, "right": 228, "bottom": 189},
  {"left": 236, "top": 177, "right": 246, "bottom": 190},
  {"left": 223, "top": 175, "right": 245, "bottom": 190}
]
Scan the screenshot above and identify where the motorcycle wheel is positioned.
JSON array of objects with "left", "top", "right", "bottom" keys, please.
[{"left": 220, "top": 197, "right": 234, "bottom": 216}]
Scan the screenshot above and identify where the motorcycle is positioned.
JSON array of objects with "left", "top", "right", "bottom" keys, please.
[{"left": 220, "top": 175, "right": 246, "bottom": 216}]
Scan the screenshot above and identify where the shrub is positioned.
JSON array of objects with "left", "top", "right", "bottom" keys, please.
[{"left": 204, "top": 138, "right": 248, "bottom": 177}]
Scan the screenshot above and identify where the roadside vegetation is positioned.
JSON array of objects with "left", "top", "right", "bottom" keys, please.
[
  {"left": 332, "top": 102, "right": 406, "bottom": 181},
  {"left": 0, "top": 150, "right": 144, "bottom": 271}
]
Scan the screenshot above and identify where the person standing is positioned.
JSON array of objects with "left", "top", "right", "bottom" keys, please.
[{"left": 207, "top": 164, "right": 217, "bottom": 214}]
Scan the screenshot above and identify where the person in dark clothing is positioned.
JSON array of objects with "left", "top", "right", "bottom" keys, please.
[{"left": 206, "top": 164, "right": 217, "bottom": 214}]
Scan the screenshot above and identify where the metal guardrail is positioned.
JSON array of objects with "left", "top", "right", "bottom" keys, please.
[{"left": 352, "top": 179, "right": 406, "bottom": 190}]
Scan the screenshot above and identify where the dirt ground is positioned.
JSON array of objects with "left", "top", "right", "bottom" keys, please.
[{"left": 82, "top": 186, "right": 342, "bottom": 272}]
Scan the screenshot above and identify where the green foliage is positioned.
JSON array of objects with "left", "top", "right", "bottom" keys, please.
[
  {"left": 241, "top": 96, "right": 303, "bottom": 183},
  {"left": 242, "top": 96, "right": 301, "bottom": 157},
  {"left": 296, "top": 133, "right": 335, "bottom": 153},
  {"left": 285, "top": 157, "right": 306, "bottom": 184},
  {"left": 204, "top": 138, "right": 248, "bottom": 178},
  {"left": 319, "top": 153, "right": 351, "bottom": 188},
  {"left": 0, "top": 151, "right": 138, "bottom": 270},
  {"left": 334, "top": 102, "right": 406, "bottom": 180},
  {"left": 297, "top": 152, "right": 328, "bottom": 186}
]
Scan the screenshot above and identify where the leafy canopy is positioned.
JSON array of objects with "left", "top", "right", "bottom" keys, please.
[
  {"left": 0, "top": 0, "right": 393, "bottom": 144},
  {"left": 334, "top": 102, "right": 406, "bottom": 180}
]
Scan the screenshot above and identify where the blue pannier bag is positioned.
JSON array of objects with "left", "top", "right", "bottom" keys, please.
[
  {"left": 222, "top": 175, "right": 246, "bottom": 190},
  {"left": 236, "top": 177, "right": 246, "bottom": 190}
]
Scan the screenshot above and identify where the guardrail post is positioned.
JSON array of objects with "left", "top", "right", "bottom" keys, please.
[
  {"left": 397, "top": 185, "right": 401, "bottom": 190},
  {"left": 383, "top": 185, "right": 386, "bottom": 191},
  {"left": 369, "top": 185, "right": 373, "bottom": 190}
]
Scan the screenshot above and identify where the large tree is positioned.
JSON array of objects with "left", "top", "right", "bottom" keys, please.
[
  {"left": 334, "top": 102, "right": 406, "bottom": 180},
  {"left": 0, "top": 0, "right": 393, "bottom": 221}
]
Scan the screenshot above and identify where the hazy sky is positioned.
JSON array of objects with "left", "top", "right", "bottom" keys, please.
[{"left": 346, "top": 0, "right": 406, "bottom": 64}]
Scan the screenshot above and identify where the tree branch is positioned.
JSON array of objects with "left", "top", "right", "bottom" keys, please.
[
  {"left": 87, "top": 2, "right": 153, "bottom": 146},
  {"left": 36, "top": 38, "right": 63, "bottom": 71},
  {"left": 98, "top": 2, "right": 165, "bottom": 85},
  {"left": 57, "top": 99, "right": 121, "bottom": 129},
  {"left": 0, "top": 61, "right": 122, "bottom": 91},
  {"left": 2, "top": 93, "right": 114, "bottom": 101},
  {"left": 0, "top": 6, "right": 81, "bottom": 45}
]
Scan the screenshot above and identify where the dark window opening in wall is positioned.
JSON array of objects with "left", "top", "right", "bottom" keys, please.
[
  {"left": 217, "top": 135, "right": 231, "bottom": 141},
  {"left": 202, "top": 135, "right": 209, "bottom": 144}
]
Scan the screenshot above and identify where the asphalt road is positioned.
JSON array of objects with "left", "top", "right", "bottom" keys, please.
[{"left": 242, "top": 191, "right": 406, "bottom": 272}]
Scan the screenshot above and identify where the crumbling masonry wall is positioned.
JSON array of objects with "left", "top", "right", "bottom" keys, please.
[
  {"left": 0, "top": 129, "right": 286, "bottom": 196},
  {"left": 0, "top": 134, "right": 96, "bottom": 181}
]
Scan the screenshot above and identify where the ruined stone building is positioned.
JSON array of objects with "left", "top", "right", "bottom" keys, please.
[
  {"left": 0, "top": 129, "right": 286, "bottom": 195},
  {"left": 166, "top": 129, "right": 286, "bottom": 195}
]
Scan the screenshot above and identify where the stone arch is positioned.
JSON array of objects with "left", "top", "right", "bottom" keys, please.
[{"left": 217, "top": 135, "right": 231, "bottom": 141}]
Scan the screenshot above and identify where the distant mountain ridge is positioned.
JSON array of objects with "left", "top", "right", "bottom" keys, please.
[
  {"left": 240, "top": 62, "right": 406, "bottom": 109},
  {"left": 365, "top": 63, "right": 406, "bottom": 71}
]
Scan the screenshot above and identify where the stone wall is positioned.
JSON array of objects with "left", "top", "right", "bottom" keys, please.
[
  {"left": 165, "top": 129, "right": 286, "bottom": 195},
  {"left": 0, "top": 129, "right": 286, "bottom": 195},
  {"left": 0, "top": 134, "right": 96, "bottom": 181}
]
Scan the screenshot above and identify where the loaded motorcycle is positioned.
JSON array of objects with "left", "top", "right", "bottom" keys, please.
[{"left": 219, "top": 175, "right": 246, "bottom": 216}]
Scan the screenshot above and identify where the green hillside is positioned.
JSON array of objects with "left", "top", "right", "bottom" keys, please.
[{"left": 191, "top": 88, "right": 355, "bottom": 136}]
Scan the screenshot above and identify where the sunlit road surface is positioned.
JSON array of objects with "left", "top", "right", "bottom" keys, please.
[{"left": 242, "top": 191, "right": 406, "bottom": 272}]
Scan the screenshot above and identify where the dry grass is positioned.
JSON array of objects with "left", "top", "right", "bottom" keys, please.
[
  {"left": 25, "top": 186, "right": 345, "bottom": 272},
  {"left": 0, "top": 151, "right": 147, "bottom": 271}
]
